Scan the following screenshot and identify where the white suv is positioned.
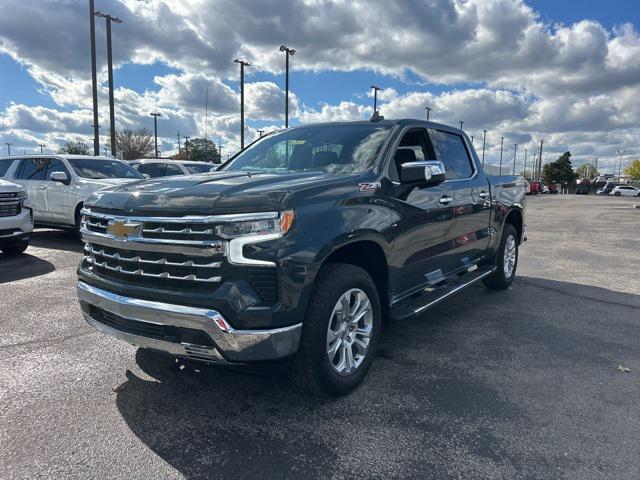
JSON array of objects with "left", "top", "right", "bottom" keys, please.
[
  {"left": 609, "top": 185, "right": 640, "bottom": 197},
  {"left": 129, "top": 159, "right": 215, "bottom": 177},
  {"left": 1, "top": 155, "right": 144, "bottom": 231},
  {"left": 0, "top": 179, "right": 34, "bottom": 254}
]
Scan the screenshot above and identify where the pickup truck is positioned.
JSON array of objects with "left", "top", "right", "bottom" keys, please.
[
  {"left": 76, "top": 119, "right": 526, "bottom": 396},
  {"left": 0, "top": 179, "right": 33, "bottom": 254}
]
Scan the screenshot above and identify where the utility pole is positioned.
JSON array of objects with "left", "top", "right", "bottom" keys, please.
[
  {"left": 150, "top": 113, "right": 161, "bottom": 158},
  {"left": 370, "top": 85, "right": 381, "bottom": 112},
  {"left": 481, "top": 130, "right": 487, "bottom": 166},
  {"left": 279, "top": 45, "right": 296, "bottom": 128},
  {"left": 95, "top": 11, "right": 122, "bottom": 158},
  {"left": 38, "top": 144, "right": 46, "bottom": 154},
  {"left": 537, "top": 139, "right": 544, "bottom": 181},
  {"left": 512, "top": 143, "right": 518, "bottom": 175},
  {"left": 459, "top": 120, "right": 464, "bottom": 130},
  {"left": 184, "top": 136, "right": 191, "bottom": 158},
  {"left": 234, "top": 59, "right": 250, "bottom": 149},
  {"left": 498, "top": 137, "right": 504, "bottom": 174},
  {"left": 89, "top": 0, "right": 99, "bottom": 156},
  {"left": 425, "top": 106, "right": 431, "bottom": 121},
  {"left": 5, "top": 143, "right": 13, "bottom": 156}
]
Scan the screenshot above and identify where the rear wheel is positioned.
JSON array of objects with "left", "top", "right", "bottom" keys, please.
[
  {"left": 483, "top": 223, "right": 518, "bottom": 290},
  {"left": 1, "top": 239, "right": 29, "bottom": 255},
  {"left": 293, "top": 263, "right": 381, "bottom": 396},
  {"left": 614, "top": 191, "right": 621, "bottom": 196}
]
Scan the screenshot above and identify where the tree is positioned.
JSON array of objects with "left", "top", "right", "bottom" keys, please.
[
  {"left": 541, "top": 151, "right": 578, "bottom": 184},
  {"left": 172, "top": 137, "right": 221, "bottom": 163},
  {"left": 623, "top": 159, "right": 640, "bottom": 179},
  {"left": 575, "top": 163, "right": 599, "bottom": 179},
  {"left": 116, "top": 128, "right": 154, "bottom": 160},
  {"left": 58, "top": 141, "right": 89, "bottom": 155}
]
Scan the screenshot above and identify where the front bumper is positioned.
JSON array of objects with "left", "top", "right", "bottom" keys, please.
[
  {"left": 0, "top": 207, "right": 33, "bottom": 243},
  {"left": 77, "top": 281, "right": 302, "bottom": 364}
]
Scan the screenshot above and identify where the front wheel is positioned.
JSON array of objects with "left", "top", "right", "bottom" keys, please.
[
  {"left": 614, "top": 192, "right": 621, "bottom": 196},
  {"left": 293, "top": 263, "right": 381, "bottom": 396},
  {"left": 483, "top": 224, "right": 518, "bottom": 290},
  {"left": 1, "top": 239, "right": 29, "bottom": 255}
]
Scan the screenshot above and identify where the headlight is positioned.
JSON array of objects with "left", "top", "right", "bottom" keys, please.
[{"left": 217, "top": 210, "right": 295, "bottom": 239}]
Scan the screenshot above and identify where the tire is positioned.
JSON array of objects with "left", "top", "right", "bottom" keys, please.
[
  {"left": 292, "top": 262, "right": 381, "bottom": 397},
  {"left": 614, "top": 192, "right": 621, "bottom": 196},
  {"left": 482, "top": 223, "right": 518, "bottom": 290},
  {"left": 1, "top": 240, "right": 29, "bottom": 255}
]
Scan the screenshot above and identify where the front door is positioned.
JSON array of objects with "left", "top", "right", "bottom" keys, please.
[
  {"left": 430, "top": 129, "right": 492, "bottom": 270},
  {"left": 387, "top": 128, "right": 457, "bottom": 299},
  {"left": 44, "top": 158, "right": 74, "bottom": 224}
]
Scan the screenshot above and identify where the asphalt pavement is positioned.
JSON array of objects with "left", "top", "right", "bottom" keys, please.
[{"left": 1, "top": 194, "right": 639, "bottom": 479}]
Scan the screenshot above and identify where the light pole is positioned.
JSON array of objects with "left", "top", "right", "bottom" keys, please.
[
  {"left": 234, "top": 58, "right": 250, "bottom": 149},
  {"left": 95, "top": 11, "right": 122, "bottom": 158},
  {"left": 5, "top": 143, "right": 13, "bottom": 156},
  {"left": 370, "top": 85, "right": 381, "bottom": 112},
  {"left": 481, "top": 130, "right": 487, "bottom": 166},
  {"left": 258, "top": 129, "right": 265, "bottom": 138},
  {"left": 184, "top": 136, "right": 191, "bottom": 159},
  {"left": 616, "top": 149, "right": 626, "bottom": 177},
  {"left": 512, "top": 144, "right": 518, "bottom": 175},
  {"left": 531, "top": 154, "right": 537, "bottom": 180},
  {"left": 279, "top": 45, "right": 296, "bottom": 128},
  {"left": 459, "top": 121, "right": 464, "bottom": 130},
  {"left": 470, "top": 136, "right": 474, "bottom": 145},
  {"left": 537, "top": 139, "right": 544, "bottom": 181},
  {"left": 498, "top": 137, "right": 504, "bottom": 174},
  {"left": 218, "top": 138, "right": 223, "bottom": 163},
  {"left": 89, "top": 0, "right": 99, "bottom": 156},
  {"left": 425, "top": 106, "right": 431, "bottom": 121},
  {"left": 150, "top": 113, "right": 161, "bottom": 158},
  {"left": 523, "top": 148, "right": 527, "bottom": 177},
  {"left": 38, "top": 144, "right": 46, "bottom": 154}
]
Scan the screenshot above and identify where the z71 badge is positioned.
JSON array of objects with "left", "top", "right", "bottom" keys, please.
[{"left": 358, "top": 182, "right": 381, "bottom": 192}]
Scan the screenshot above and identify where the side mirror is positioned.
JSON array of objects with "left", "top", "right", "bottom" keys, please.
[
  {"left": 400, "top": 161, "right": 446, "bottom": 186},
  {"left": 50, "top": 171, "right": 70, "bottom": 185},
  {"left": 142, "top": 173, "right": 150, "bottom": 179}
]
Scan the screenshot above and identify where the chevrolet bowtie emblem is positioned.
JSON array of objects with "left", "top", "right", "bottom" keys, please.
[{"left": 107, "top": 220, "right": 141, "bottom": 239}]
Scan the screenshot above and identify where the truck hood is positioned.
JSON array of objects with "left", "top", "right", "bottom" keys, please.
[
  {"left": 0, "top": 178, "right": 24, "bottom": 193},
  {"left": 77, "top": 177, "right": 137, "bottom": 189},
  {"left": 85, "top": 170, "right": 355, "bottom": 215}
]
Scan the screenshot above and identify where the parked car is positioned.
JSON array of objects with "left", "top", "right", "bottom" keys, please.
[
  {"left": 77, "top": 119, "right": 526, "bottom": 396},
  {"left": 541, "top": 185, "right": 550, "bottom": 194},
  {"left": 609, "top": 185, "right": 640, "bottom": 197},
  {"left": 575, "top": 184, "right": 589, "bottom": 194},
  {"left": 129, "top": 159, "right": 215, "bottom": 177},
  {"left": 2, "top": 155, "right": 144, "bottom": 231},
  {"left": 529, "top": 180, "right": 541, "bottom": 194},
  {"left": 0, "top": 179, "right": 33, "bottom": 254}
]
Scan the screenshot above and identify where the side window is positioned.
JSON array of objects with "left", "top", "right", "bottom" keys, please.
[
  {"left": 0, "top": 159, "right": 16, "bottom": 177},
  {"left": 16, "top": 158, "right": 49, "bottom": 181},
  {"left": 430, "top": 130, "right": 474, "bottom": 180},
  {"left": 138, "top": 163, "right": 164, "bottom": 177},
  {"left": 392, "top": 128, "right": 434, "bottom": 178},
  {"left": 164, "top": 164, "right": 184, "bottom": 176},
  {"left": 45, "top": 159, "right": 70, "bottom": 180}
]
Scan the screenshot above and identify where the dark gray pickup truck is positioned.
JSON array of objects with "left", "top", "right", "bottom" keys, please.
[{"left": 77, "top": 119, "right": 526, "bottom": 396}]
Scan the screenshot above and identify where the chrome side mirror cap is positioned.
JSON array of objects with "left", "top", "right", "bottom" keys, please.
[
  {"left": 50, "top": 171, "right": 70, "bottom": 185},
  {"left": 400, "top": 160, "right": 446, "bottom": 186}
]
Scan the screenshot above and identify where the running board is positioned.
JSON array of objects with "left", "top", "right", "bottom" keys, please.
[{"left": 390, "top": 266, "right": 496, "bottom": 320}]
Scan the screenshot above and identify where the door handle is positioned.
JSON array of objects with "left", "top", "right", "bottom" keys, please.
[
  {"left": 478, "top": 191, "right": 489, "bottom": 199},
  {"left": 439, "top": 196, "right": 453, "bottom": 205}
]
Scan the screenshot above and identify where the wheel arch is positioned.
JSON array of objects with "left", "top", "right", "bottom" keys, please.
[{"left": 504, "top": 207, "right": 524, "bottom": 243}]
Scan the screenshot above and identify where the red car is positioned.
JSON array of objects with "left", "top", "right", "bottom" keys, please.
[{"left": 529, "top": 180, "right": 541, "bottom": 194}]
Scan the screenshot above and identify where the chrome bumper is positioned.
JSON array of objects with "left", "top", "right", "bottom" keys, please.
[{"left": 77, "top": 281, "right": 302, "bottom": 363}]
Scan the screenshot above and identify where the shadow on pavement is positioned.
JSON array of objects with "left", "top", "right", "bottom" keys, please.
[
  {"left": 30, "top": 228, "right": 83, "bottom": 253},
  {"left": 114, "top": 277, "right": 640, "bottom": 479},
  {"left": 0, "top": 252, "right": 55, "bottom": 283}
]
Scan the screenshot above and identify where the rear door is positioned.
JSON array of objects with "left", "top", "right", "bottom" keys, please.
[
  {"left": 430, "top": 129, "right": 492, "bottom": 270},
  {"left": 13, "top": 158, "right": 50, "bottom": 222}
]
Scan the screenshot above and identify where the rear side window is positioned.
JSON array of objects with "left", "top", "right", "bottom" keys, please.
[
  {"left": 0, "top": 159, "right": 16, "bottom": 177},
  {"left": 16, "top": 158, "right": 49, "bottom": 181},
  {"left": 430, "top": 130, "right": 474, "bottom": 180},
  {"left": 164, "top": 164, "right": 184, "bottom": 176},
  {"left": 138, "top": 163, "right": 165, "bottom": 177}
]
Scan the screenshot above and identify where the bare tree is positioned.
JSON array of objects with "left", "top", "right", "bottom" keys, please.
[
  {"left": 116, "top": 128, "right": 155, "bottom": 160},
  {"left": 58, "top": 141, "right": 90, "bottom": 155}
]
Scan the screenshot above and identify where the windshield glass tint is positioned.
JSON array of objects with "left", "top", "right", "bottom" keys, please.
[
  {"left": 185, "top": 163, "right": 214, "bottom": 174},
  {"left": 67, "top": 158, "right": 144, "bottom": 179},
  {"left": 223, "top": 124, "right": 392, "bottom": 174}
]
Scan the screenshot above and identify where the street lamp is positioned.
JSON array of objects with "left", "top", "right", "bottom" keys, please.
[
  {"left": 234, "top": 58, "right": 250, "bottom": 149},
  {"left": 258, "top": 129, "right": 265, "bottom": 138},
  {"left": 512, "top": 143, "right": 518, "bottom": 175},
  {"left": 458, "top": 120, "right": 464, "bottom": 130},
  {"left": 370, "top": 85, "right": 381, "bottom": 112},
  {"left": 425, "top": 106, "right": 431, "bottom": 121},
  {"left": 38, "top": 144, "right": 46, "bottom": 154},
  {"left": 95, "top": 11, "right": 122, "bottom": 158},
  {"left": 616, "top": 149, "right": 626, "bottom": 177},
  {"left": 481, "top": 130, "right": 487, "bottom": 166},
  {"left": 89, "top": 0, "right": 99, "bottom": 156},
  {"left": 499, "top": 137, "right": 504, "bottom": 174},
  {"left": 279, "top": 45, "right": 296, "bottom": 128},
  {"left": 5, "top": 142, "right": 13, "bottom": 156},
  {"left": 150, "top": 113, "right": 161, "bottom": 158},
  {"left": 184, "top": 136, "right": 191, "bottom": 158}
]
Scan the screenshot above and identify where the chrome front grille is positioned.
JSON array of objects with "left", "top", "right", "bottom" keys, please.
[{"left": 0, "top": 202, "right": 21, "bottom": 218}]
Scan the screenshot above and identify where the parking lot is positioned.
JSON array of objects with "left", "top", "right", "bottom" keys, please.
[{"left": 1, "top": 195, "right": 639, "bottom": 479}]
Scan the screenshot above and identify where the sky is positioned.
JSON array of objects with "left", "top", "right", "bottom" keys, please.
[{"left": 0, "top": 0, "right": 639, "bottom": 173}]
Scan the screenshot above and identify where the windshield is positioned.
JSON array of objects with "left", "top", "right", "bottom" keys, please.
[
  {"left": 67, "top": 158, "right": 144, "bottom": 179},
  {"left": 184, "top": 163, "right": 214, "bottom": 174},
  {"left": 223, "top": 124, "right": 392, "bottom": 175}
]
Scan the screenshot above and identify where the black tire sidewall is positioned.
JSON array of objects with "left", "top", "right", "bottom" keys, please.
[
  {"left": 306, "top": 265, "right": 381, "bottom": 396},
  {"left": 497, "top": 224, "right": 518, "bottom": 285}
]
